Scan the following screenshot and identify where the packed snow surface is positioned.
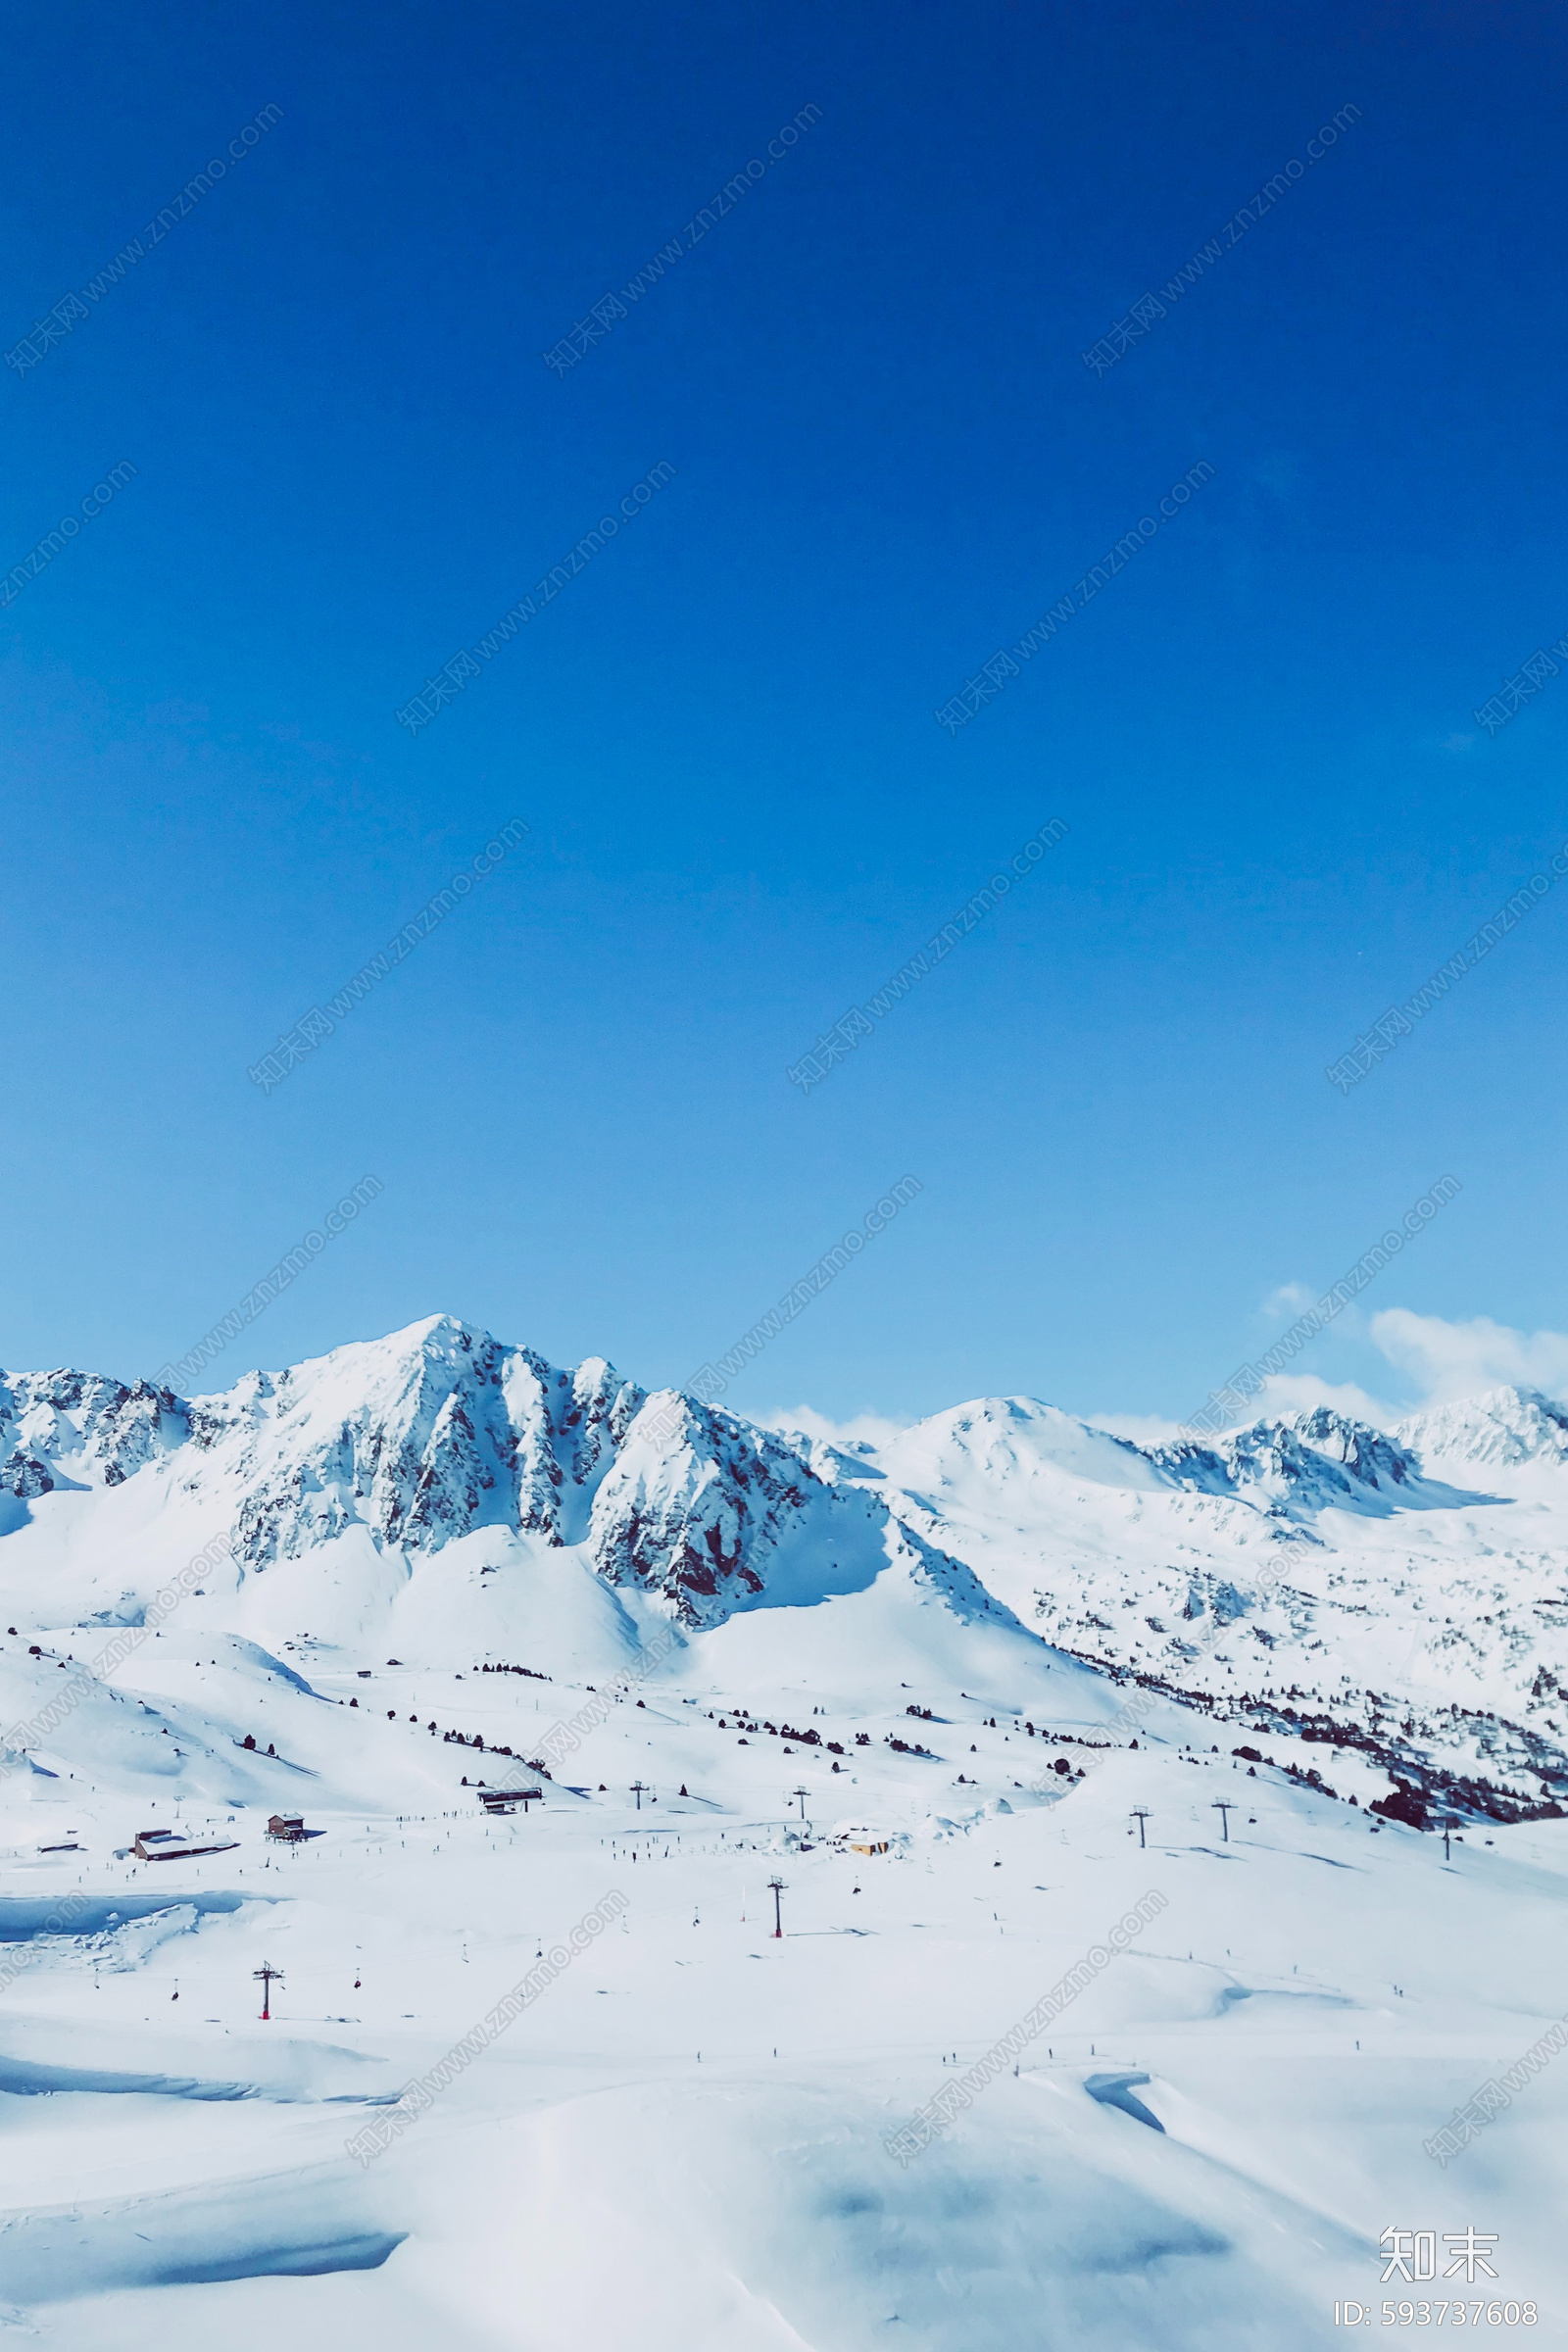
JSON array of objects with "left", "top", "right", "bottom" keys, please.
[{"left": 0, "top": 1319, "right": 1562, "bottom": 2346}]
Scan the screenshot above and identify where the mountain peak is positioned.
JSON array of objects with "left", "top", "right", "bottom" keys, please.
[
  {"left": 1, "top": 1321, "right": 989, "bottom": 1637},
  {"left": 879, "top": 1394, "right": 1168, "bottom": 1496},
  {"left": 1393, "top": 1385, "right": 1568, "bottom": 1470}
]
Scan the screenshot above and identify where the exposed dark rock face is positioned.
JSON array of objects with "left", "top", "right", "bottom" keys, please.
[{"left": 0, "top": 1317, "right": 985, "bottom": 1633}]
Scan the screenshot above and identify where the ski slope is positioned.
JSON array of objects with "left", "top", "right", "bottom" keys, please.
[{"left": 0, "top": 1320, "right": 1561, "bottom": 2344}]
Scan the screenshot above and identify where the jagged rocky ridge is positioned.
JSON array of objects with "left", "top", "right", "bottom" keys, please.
[
  {"left": 0, "top": 1318, "right": 1007, "bottom": 1634},
  {"left": 0, "top": 1370, "right": 170, "bottom": 1496},
  {"left": 1147, "top": 1407, "right": 1427, "bottom": 1517},
  {"left": 9, "top": 1328, "right": 1568, "bottom": 1814}
]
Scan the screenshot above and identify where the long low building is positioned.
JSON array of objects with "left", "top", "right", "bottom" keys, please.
[{"left": 132, "top": 1830, "right": 239, "bottom": 1862}]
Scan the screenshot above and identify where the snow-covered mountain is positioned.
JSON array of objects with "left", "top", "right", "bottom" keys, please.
[
  {"left": 6, "top": 1321, "right": 1568, "bottom": 1820},
  {"left": 788, "top": 1388, "right": 1568, "bottom": 1822},
  {"left": 5, "top": 1320, "right": 1568, "bottom": 2346},
  {"left": 1394, "top": 1384, "right": 1568, "bottom": 1471},
  {"left": 0, "top": 1316, "right": 1011, "bottom": 1641}
]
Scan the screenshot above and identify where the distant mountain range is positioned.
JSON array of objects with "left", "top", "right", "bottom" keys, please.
[{"left": 5, "top": 1315, "right": 1568, "bottom": 1821}]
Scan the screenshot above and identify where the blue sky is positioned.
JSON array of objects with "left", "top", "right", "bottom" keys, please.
[{"left": 4, "top": 0, "right": 1567, "bottom": 1429}]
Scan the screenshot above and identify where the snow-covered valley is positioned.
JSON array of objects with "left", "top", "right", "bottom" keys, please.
[{"left": 0, "top": 1315, "right": 1562, "bottom": 2345}]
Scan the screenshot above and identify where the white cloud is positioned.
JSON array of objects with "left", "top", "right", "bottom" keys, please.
[
  {"left": 1099, "top": 1374, "right": 1401, "bottom": 1446},
  {"left": 1247, "top": 1372, "right": 1400, "bottom": 1427},
  {"left": 1262, "top": 1282, "right": 1315, "bottom": 1319},
  {"left": 758, "top": 1404, "right": 911, "bottom": 1451},
  {"left": 763, "top": 1316, "right": 1568, "bottom": 1459},
  {"left": 1370, "top": 1310, "right": 1568, "bottom": 1405},
  {"left": 1090, "top": 1411, "right": 1191, "bottom": 1446}
]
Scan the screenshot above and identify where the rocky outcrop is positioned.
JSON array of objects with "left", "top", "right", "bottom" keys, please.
[
  {"left": 1, "top": 1453, "right": 54, "bottom": 1499},
  {"left": 0, "top": 1319, "right": 898, "bottom": 1628},
  {"left": 0, "top": 1370, "right": 177, "bottom": 1490},
  {"left": 1149, "top": 1411, "right": 1427, "bottom": 1519},
  {"left": 587, "top": 1396, "right": 814, "bottom": 1626},
  {"left": 1394, "top": 1387, "right": 1568, "bottom": 1471}
]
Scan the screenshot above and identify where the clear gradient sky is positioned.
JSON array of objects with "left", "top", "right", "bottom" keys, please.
[{"left": 4, "top": 0, "right": 1566, "bottom": 1429}]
